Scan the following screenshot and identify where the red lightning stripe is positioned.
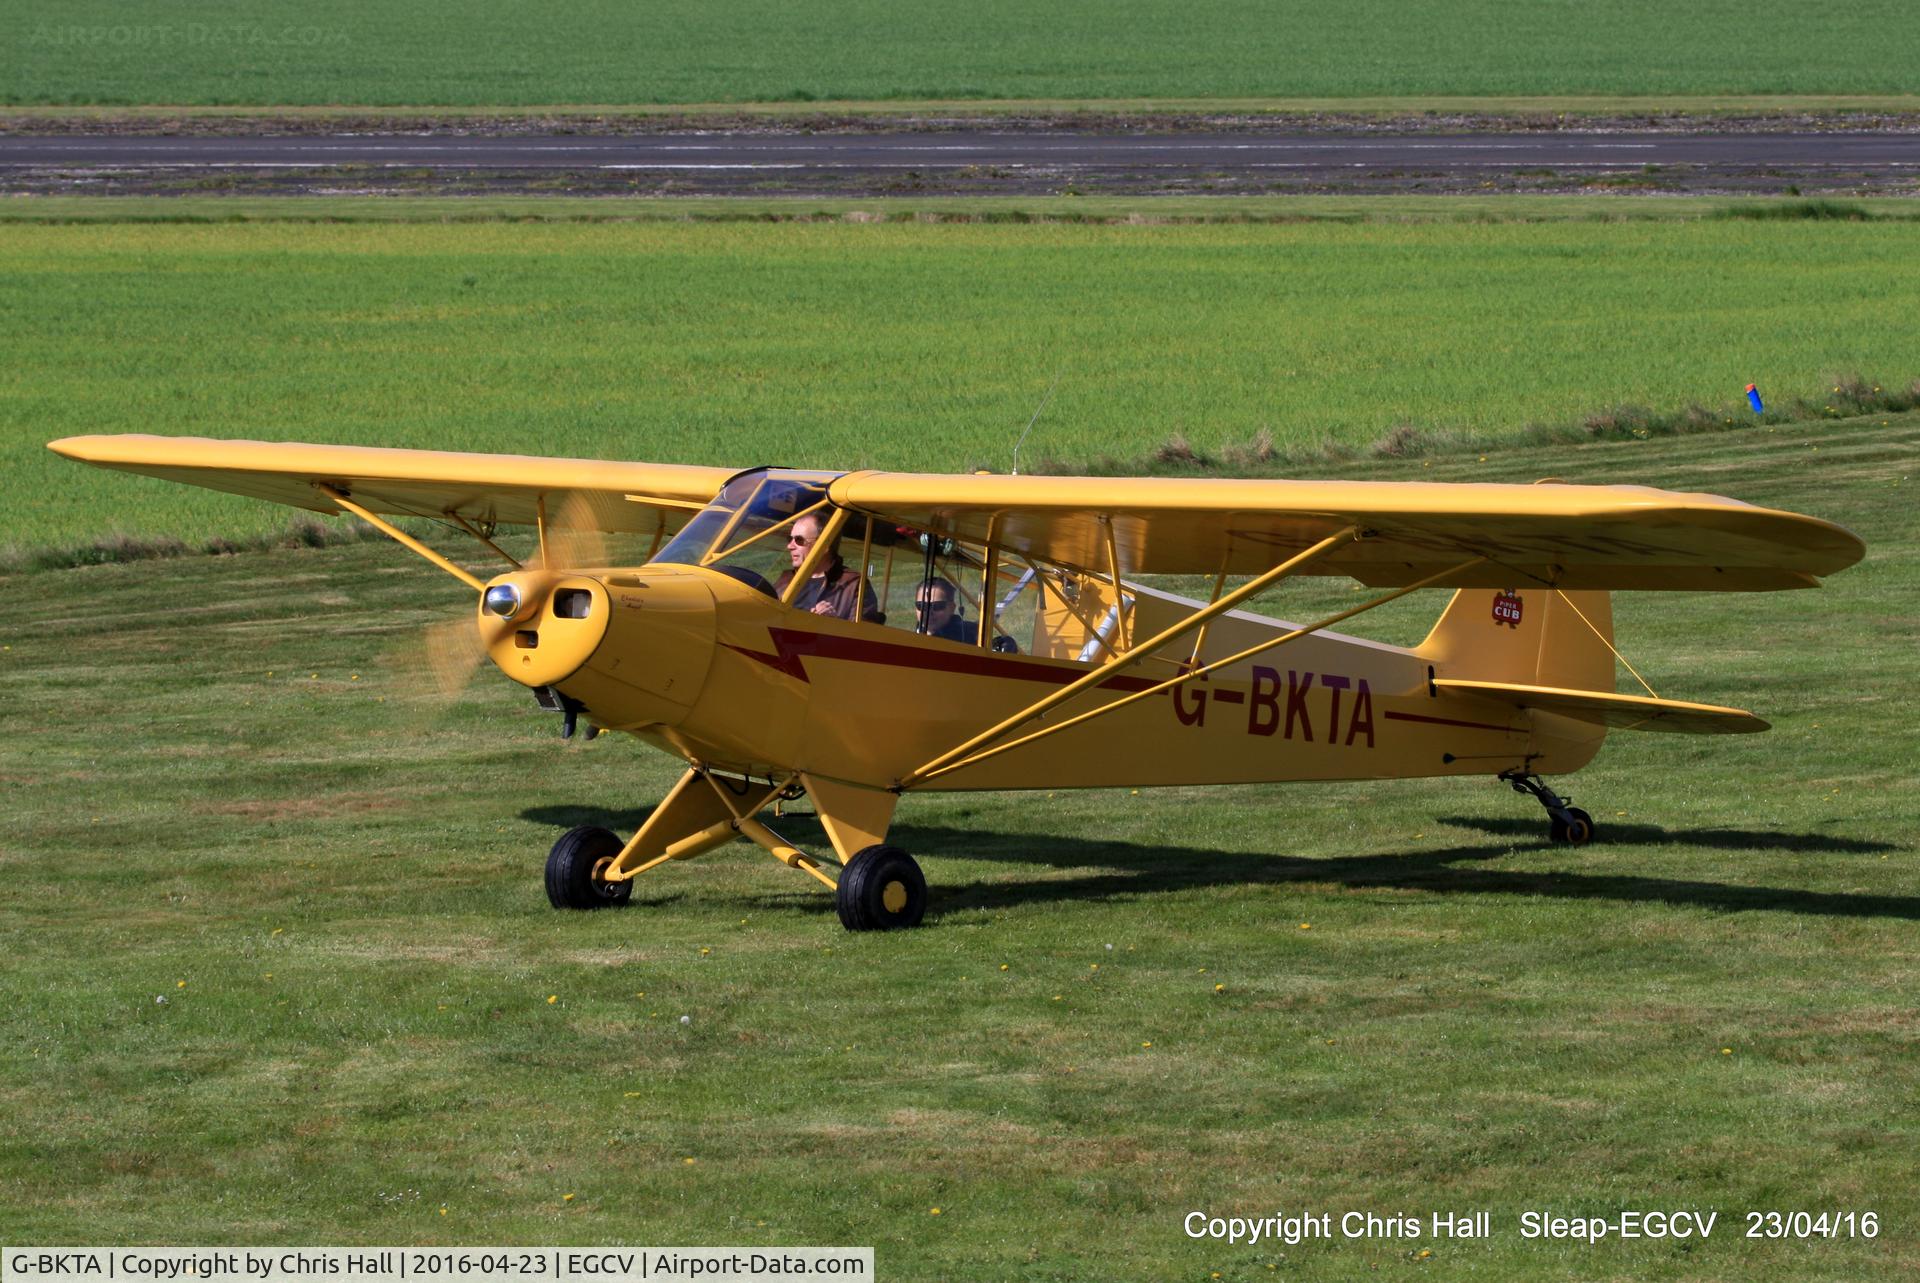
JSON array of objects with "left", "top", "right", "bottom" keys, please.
[
  {"left": 725, "top": 626, "right": 1164, "bottom": 693},
  {"left": 1383, "top": 710, "right": 1518, "bottom": 733}
]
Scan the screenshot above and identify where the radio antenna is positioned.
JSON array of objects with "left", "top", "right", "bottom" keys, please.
[{"left": 1010, "top": 367, "right": 1063, "bottom": 476}]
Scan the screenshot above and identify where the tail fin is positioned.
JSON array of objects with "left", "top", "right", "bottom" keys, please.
[
  {"left": 1416, "top": 586, "right": 1615, "bottom": 692},
  {"left": 1417, "top": 587, "right": 1615, "bottom": 773}
]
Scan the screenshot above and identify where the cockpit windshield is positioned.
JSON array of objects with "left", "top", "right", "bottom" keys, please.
[{"left": 650, "top": 469, "right": 840, "bottom": 597}]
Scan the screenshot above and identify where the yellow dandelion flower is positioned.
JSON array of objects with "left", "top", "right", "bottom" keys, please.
[
  {"left": 1299, "top": 922, "right": 1311, "bottom": 930},
  {"left": 1721, "top": 1047, "right": 1732, "bottom": 1055},
  {"left": 929, "top": 1207, "right": 941, "bottom": 1216},
  {"left": 547, "top": 995, "right": 558, "bottom": 1004},
  {"left": 1214, "top": 984, "right": 1225, "bottom": 993},
  {"left": 699, "top": 947, "right": 711, "bottom": 956},
  {"left": 999, "top": 964, "right": 1009, "bottom": 971},
  {"left": 683, "top": 1157, "right": 696, "bottom": 1166},
  {"left": 439, "top": 1207, "right": 447, "bottom": 1216},
  {"left": 563, "top": 1193, "right": 575, "bottom": 1203},
  {"left": 1090, "top": 963, "right": 1099, "bottom": 970},
  {"left": 1141, "top": 1041, "right": 1152, "bottom": 1049},
  {"left": 1052, "top": 995, "right": 1063, "bottom": 1001},
  {"left": 176, "top": 980, "right": 187, "bottom": 989}
]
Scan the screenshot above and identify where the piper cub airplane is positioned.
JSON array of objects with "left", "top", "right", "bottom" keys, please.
[{"left": 52, "top": 435, "right": 1864, "bottom": 931}]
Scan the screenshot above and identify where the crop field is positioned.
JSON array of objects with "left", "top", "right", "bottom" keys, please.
[
  {"left": 8, "top": 215, "right": 1920, "bottom": 552},
  {"left": 10, "top": 0, "right": 1920, "bottom": 106},
  {"left": 2, "top": 414, "right": 1914, "bottom": 1279}
]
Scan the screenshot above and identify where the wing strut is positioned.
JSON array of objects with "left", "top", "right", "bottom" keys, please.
[
  {"left": 896, "top": 528, "right": 1360, "bottom": 789},
  {"left": 902, "top": 553, "right": 1487, "bottom": 789},
  {"left": 317, "top": 484, "right": 485, "bottom": 591}
]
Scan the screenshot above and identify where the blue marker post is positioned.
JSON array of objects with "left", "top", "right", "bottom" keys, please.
[{"left": 1746, "top": 383, "right": 1765, "bottom": 414}]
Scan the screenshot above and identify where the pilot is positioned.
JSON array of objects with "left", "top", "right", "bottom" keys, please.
[
  {"left": 777, "top": 512, "right": 880, "bottom": 622},
  {"left": 916, "top": 576, "right": 1018, "bottom": 652}
]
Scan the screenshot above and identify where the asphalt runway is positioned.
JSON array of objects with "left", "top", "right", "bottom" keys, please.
[{"left": 6, "top": 131, "right": 1917, "bottom": 173}]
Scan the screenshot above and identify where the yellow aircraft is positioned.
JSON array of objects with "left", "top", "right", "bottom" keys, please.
[{"left": 50, "top": 435, "right": 1865, "bottom": 930}]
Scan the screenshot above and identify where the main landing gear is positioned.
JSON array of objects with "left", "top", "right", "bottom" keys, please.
[
  {"left": 1499, "top": 769, "right": 1596, "bottom": 846},
  {"left": 542, "top": 768, "right": 924, "bottom": 930},
  {"left": 835, "top": 845, "right": 928, "bottom": 931},
  {"left": 545, "top": 826, "right": 635, "bottom": 908}
]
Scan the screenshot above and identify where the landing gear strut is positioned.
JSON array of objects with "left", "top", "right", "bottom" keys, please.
[{"left": 1499, "top": 770, "right": 1596, "bottom": 846}]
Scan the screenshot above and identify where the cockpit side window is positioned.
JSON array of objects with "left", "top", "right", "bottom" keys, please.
[{"left": 863, "top": 527, "right": 1026, "bottom": 653}]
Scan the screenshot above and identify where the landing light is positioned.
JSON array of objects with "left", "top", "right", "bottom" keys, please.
[{"left": 483, "top": 583, "right": 522, "bottom": 618}]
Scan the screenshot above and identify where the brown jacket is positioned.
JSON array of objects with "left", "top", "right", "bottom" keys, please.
[{"left": 775, "top": 557, "right": 880, "bottom": 622}]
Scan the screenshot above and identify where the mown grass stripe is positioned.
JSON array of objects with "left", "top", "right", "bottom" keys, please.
[{"left": 8, "top": 218, "right": 1920, "bottom": 550}]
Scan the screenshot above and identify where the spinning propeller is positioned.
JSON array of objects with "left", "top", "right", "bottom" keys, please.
[{"left": 405, "top": 492, "right": 610, "bottom": 718}]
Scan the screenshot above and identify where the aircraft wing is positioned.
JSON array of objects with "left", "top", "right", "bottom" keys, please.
[
  {"left": 47, "top": 435, "right": 735, "bottom": 535},
  {"left": 828, "top": 471, "right": 1865, "bottom": 590}
]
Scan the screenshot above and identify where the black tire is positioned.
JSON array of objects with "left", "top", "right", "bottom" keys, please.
[
  {"left": 836, "top": 844, "right": 927, "bottom": 931},
  {"left": 545, "top": 825, "right": 633, "bottom": 909},
  {"left": 1549, "top": 808, "right": 1594, "bottom": 847}
]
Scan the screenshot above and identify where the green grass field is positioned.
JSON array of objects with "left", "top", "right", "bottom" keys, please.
[
  {"left": 8, "top": 214, "right": 1920, "bottom": 552},
  {"left": 2, "top": 414, "right": 1913, "bottom": 1279},
  {"left": 9, "top": 0, "right": 1920, "bottom": 106}
]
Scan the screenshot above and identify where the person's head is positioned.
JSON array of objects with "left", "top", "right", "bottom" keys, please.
[
  {"left": 915, "top": 576, "right": 960, "bottom": 627},
  {"left": 787, "top": 512, "right": 827, "bottom": 568}
]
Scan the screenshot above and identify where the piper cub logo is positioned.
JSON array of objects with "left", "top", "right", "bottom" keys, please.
[{"left": 1492, "top": 590, "right": 1524, "bottom": 629}]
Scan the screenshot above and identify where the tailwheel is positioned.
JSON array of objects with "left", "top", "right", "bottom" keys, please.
[
  {"left": 1550, "top": 807, "right": 1595, "bottom": 846},
  {"left": 545, "top": 825, "right": 634, "bottom": 909},
  {"left": 1499, "top": 770, "right": 1598, "bottom": 847},
  {"left": 836, "top": 845, "right": 927, "bottom": 932}
]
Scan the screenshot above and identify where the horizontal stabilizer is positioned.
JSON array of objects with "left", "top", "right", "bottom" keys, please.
[{"left": 1433, "top": 679, "right": 1768, "bottom": 735}]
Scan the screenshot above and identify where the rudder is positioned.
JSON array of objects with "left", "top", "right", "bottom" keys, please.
[{"left": 1417, "top": 586, "right": 1615, "bottom": 773}]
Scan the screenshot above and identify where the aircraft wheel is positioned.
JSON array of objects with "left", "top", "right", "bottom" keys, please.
[
  {"left": 545, "top": 825, "right": 634, "bottom": 909},
  {"left": 1549, "top": 808, "right": 1595, "bottom": 847},
  {"left": 836, "top": 845, "right": 927, "bottom": 932}
]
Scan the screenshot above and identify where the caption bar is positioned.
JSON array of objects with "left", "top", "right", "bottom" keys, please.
[{"left": 4, "top": 1250, "right": 872, "bottom": 1283}]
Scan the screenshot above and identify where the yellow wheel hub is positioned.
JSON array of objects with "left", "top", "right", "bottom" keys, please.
[{"left": 881, "top": 880, "right": 909, "bottom": 913}]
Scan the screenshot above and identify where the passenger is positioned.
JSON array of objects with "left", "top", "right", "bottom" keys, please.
[
  {"left": 914, "top": 576, "right": 974, "bottom": 642},
  {"left": 776, "top": 512, "right": 880, "bottom": 622},
  {"left": 916, "top": 576, "right": 1019, "bottom": 652}
]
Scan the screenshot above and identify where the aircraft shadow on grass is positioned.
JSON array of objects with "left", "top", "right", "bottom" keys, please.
[{"left": 522, "top": 805, "right": 1916, "bottom": 923}]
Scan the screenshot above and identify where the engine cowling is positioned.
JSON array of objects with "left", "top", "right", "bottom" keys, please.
[{"left": 481, "top": 569, "right": 717, "bottom": 731}]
